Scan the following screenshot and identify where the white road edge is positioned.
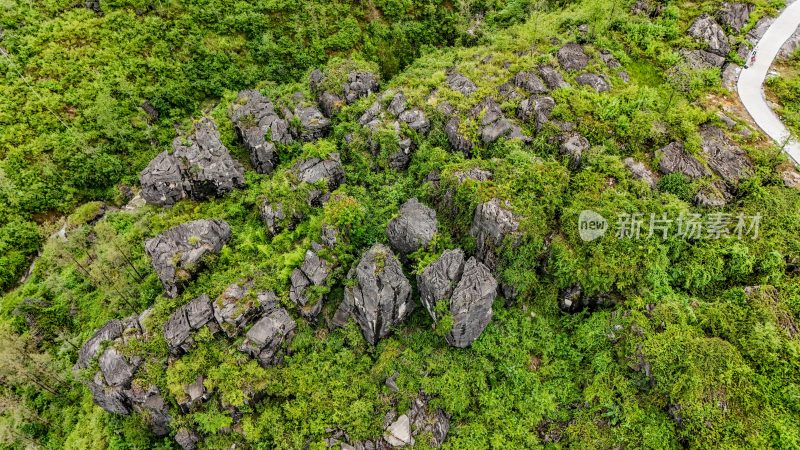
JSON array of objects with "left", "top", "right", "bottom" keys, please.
[{"left": 737, "top": 0, "right": 800, "bottom": 165}]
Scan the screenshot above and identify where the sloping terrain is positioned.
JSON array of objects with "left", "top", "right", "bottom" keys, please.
[{"left": 2, "top": 0, "right": 800, "bottom": 449}]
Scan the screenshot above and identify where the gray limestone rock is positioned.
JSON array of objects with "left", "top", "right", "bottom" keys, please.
[
  {"left": 557, "top": 44, "right": 589, "bottom": 72},
  {"left": 407, "top": 394, "right": 450, "bottom": 447},
  {"left": 575, "top": 73, "right": 610, "bottom": 92},
  {"left": 163, "top": 294, "right": 216, "bottom": 354},
  {"left": 559, "top": 132, "right": 590, "bottom": 169},
  {"left": 175, "top": 428, "right": 200, "bottom": 450},
  {"left": 319, "top": 91, "right": 345, "bottom": 118},
  {"left": 344, "top": 71, "right": 379, "bottom": 104},
  {"left": 289, "top": 250, "right": 330, "bottom": 319},
  {"left": 469, "top": 97, "right": 527, "bottom": 144},
  {"left": 75, "top": 319, "right": 125, "bottom": 370},
  {"left": 144, "top": 219, "right": 231, "bottom": 298},
  {"left": 681, "top": 49, "right": 726, "bottom": 69},
  {"left": 139, "top": 151, "right": 185, "bottom": 206},
  {"left": 695, "top": 179, "right": 733, "bottom": 207},
  {"left": 513, "top": 71, "right": 548, "bottom": 94},
  {"left": 239, "top": 294, "right": 296, "bottom": 367},
  {"left": 517, "top": 96, "right": 555, "bottom": 131},
  {"left": 687, "top": 14, "right": 730, "bottom": 56},
  {"left": 699, "top": 125, "right": 753, "bottom": 183},
  {"left": 445, "top": 117, "right": 473, "bottom": 155},
  {"left": 470, "top": 199, "right": 519, "bottom": 270},
  {"left": 538, "top": 65, "right": 569, "bottom": 89},
  {"left": 446, "top": 73, "right": 477, "bottom": 96},
  {"left": 657, "top": 142, "right": 710, "bottom": 179},
  {"left": 717, "top": 3, "right": 754, "bottom": 32},
  {"left": 179, "top": 376, "right": 210, "bottom": 413},
  {"left": 386, "top": 198, "right": 438, "bottom": 255},
  {"left": 213, "top": 283, "right": 261, "bottom": 338},
  {"left": 343, "top": 244, "right": 413, "bottom": 345},
  {"left": 292, "top": 153, "right": 345, "bottom": 191},
  {"left": 623, "top": 158, "right": 658, "bottom": 188},
  {"left": 294, "top": 105, "right": 331, "bottom": 141},
  {"left": 229, "top": 90, "right": 291, "bottom": 174}
]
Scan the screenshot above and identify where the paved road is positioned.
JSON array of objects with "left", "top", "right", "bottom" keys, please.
[{"left": 737, "top": 1, "right": 800, "bottom": 165}]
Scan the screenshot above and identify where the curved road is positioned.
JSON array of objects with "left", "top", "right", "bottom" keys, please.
[{"left": 737, "top": 0, "right": 800, "bottom": 165}]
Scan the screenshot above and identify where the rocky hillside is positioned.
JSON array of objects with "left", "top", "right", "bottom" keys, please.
[{"left": 2, "top": 0, "right": 800, "bottom": 448}]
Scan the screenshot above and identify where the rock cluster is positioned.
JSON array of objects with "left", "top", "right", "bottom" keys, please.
[
  {"left": 717, "top": 3, "right": 754, "bottom": 32},
  {"left": 229, "top": 90, "right": 291, "bottom": 174},
  {"left": 144, "top": 219, "right": 231, "bottom": 298},
  {"left": 517, "top": 95, "right": 555, "bottom": 131},
  {"left": 75, "top": 314, "right": 170, "bottom": 436},
  {"left": 340, "top": 244, "right": 413, "bottom": 345},
  {"left": 468, "top": 97, "right": 528, "bottom": 144},
  {"left": 291, "top": 153, "right": 346, "bottom": 205},
  {"left": 699, "top": 125, "right": 752, "bottom": 183},
  {"left": 446, "top": 72, "right": 478, "bottom": 95},
  {"left": 557, "top": 43, "right": 589, "bottom": 71},
  {"left": 418, "top": 249, "right": 498, "bottom": 347},
  {"left": 687, "top": 14, "right": 730, "bottom": 56},
  {"left": 239, "top": 293, "right": 297, "bottom": 367},
  {"left": 213, "top": 283, "right": 263, "bottom": 338},
  {"left": 386, "top": 198, "right": 438, "bottom": 255},
  {"left": 289, "top": 250, "right": 330, "bottom": 319},
  {"left": 357, "top": 91, "right": 430, "bottom": 169},
  {"left": 164, "top": 294, "right": 217, "bottom": 354},
  {"left": 471, "top": 199, "right": 519, "bottom": 270},
  {"left": 140, "top": 119, "right": 245, "bottom": 206}
]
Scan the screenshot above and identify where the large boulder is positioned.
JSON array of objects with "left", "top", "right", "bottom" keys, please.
[
  {"left": 445, "top": 117, "right": 473, "bottom": 155},
  {"left": 687, "top": 14, "right": 730, "bottom": 56},
  {"left": 623, "top": 158, "right": 658, "bottom": 188},
  {"left": 513, "top": 71, "right": 548, "bottom": 94},
  {"left": 418, "top": 250, "right": 497, "bottom": 347},
  {"left": 294, "top": 105, "right": 330, "bottom": 141},
  {"left": 139, "top": 151, "right": 185, "bottom": 206},
  {"left": 292, "top": 153, "right": 346, "bottom": 205},
  {"left": 229, "top": 90, "right": 292, "bottom": 174},
  {"left": 470, "top": 199, "right": 519, "bottom": 271},
  {"left": 171, "top": 118, "right": 245, "bottom": 201},
  {"left": 289, "top": 250, "right": 330, "bottom": 319},
  {"left": 342, "top": 244, "right": 413, "bottom": 345},
  {"left": 575, "top": 73, "right": 610, "bottom": 92},
  {"left": 239, "top": 293, "right": 296, "bottom": 367},
  {"left": 386, "top": 198, "right": 438, "bottom": 255},
  {"left": 469, "top": 97, "right": 527, "bottom": 144},
  {"left": 75, "top": 319, "right": 125, "bottom": 370},
  {"left": 717, "top": 3, "right": 754, "bottom": 32},
  {"left": 213, "top": 283, "right": 262, "bottom": 338},
  {"left": 657, "top": 142, "right": 710, "bottom": 179},
  {"left": 145, "top": 219, "right": 231, "bottom": 298},
  {"left": 446, "top": 72, "right": 478, "bottom": 96},
  {"left": 699, "top": 125, "right": 753, "bottom": 183},
  {"left": 539, "top": 65, "right": 569, "bottom": 89},
  {"left": 557, "top": 44, "right": 589, "bottom": 72},
  {"left": 681, "top": 49, "right": 726, "bottom": 69},
  {"left": 344, "top": 71, "right": 379, "bottom": 104},
  {"left": 517, "top": 96, "right": 555, "bottom": 131},
  {"left": 163, "top": 294, "right": 216, "bottom": 354}
]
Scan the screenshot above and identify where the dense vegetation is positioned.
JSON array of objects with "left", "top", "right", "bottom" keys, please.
[
  {"left": 2, "top": 0, "right": 800, "bottom": 448},
  {"left": 766, "top": 49, "right": 800, "bottom": 138}
]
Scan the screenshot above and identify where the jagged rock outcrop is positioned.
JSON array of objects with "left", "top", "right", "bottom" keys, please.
[
  {"left": 747, "top": 16, "right": 773, "bottom": 44},
  {"left": 445, "top": 117, "right": 473, "bottom": 155},
  {"left": 687, "top": 14, "right": 730, "bottom": 56},
  {"left": 695, "top": 179, "right": 733, "bottom": 207},
  {"left": 289, "top": 250, "right": 330, "bottom": 319},
  {"left": 469, "top": 97, "right": 527, "bottom": 144},
  {"left": 513, "top": 71, "right": 548, "bottom": 94},
  {"left": 559, "top": 132, "right": 590, "bottom": 168},
  {"left": 175, "top": 428, "right": 200, "bottom": 450},
  {"left": 539, "top": 65, "right": 569, "bottom": 89},
  {"left": 229, "top": 90, "right": 292, "bottom": 174},
  {"left": 292, "top": 154, "right": 345, "bottom": 194},
  {"left": 558, "top": 283, "right": 614, "bottom": 313},
  {"left": 386, "top": 92, "right": 430, "bottom": 134},
  {"left": 385, "top": 414, "right": 414, "bottom": 447},
  {"left": 294, "top": 105, "right": 330, "bottom": 141},
  {"left": 418, "top": 249, "right": 497, "bottom": 347},
  {"left": 318, "top": 91, "right": 344, "bottom": 117},
  {"left": 145, "top": 219, "right": 231, "bottom": 298},
  {"left": 517, "top": 96, "right": 555, "bottom": 131},
  {"left": 260, "top": 200, "right": 300, "bottom": 237},
  {"left": 623, "top": 157, "right": 658, "bottom": 188},
  {"left": 139, "top": 151, "right": 185, "bottom": 206},
  {"left": 455, "top": 167, "right": 492, "bottom": 182},
  {"left": 344, "top": 71, "right": 379, "bottom": 104},
  {"left": 699, "top": 125, "right": 753, "bottom": 183},
  {"left": 657, "top": 142, "right": 710, "bottom": 179},
  {"left": 163, "top": 294, "right": 217, "bottom": 354},
  {"left": 341, "top": 244, "right": 413, "bottom": 345},
  {"left": 140, "top": 119, "right": 245, "bottom": 206},
  {"left": 717, "top": 3, "right": 754, "bottom": 32},
  {"left": 239, "top": 293, "right": 296, "bottom": 367},
  {"left": 722, "top": 63, "right": 741, "bottom": 90},
  {"left": 179, "top": 376, "right": 210, "bottom": 413},
  {"left": 446, "top": 72, "right": 478, "bottom": 96},
  {"left": 681, "top": 49, "right": 726, "bottom": 69},
  {"left": 213, "top": 283, "right": 262, "bottom": 338},
  {"left": 575, "top": 73, "right": 610, "bottom": 92},
  {"left": 77, "top": 316, "right": 170, "bottom": 436},
  {"left": 470, "top": 199, "right": 519, "bottom": 271},
  {"left": 557, "top": 43, "right": 589, "bottom": 71},
  {"left": 407, "top": 394, "right": 450, "bottom": 447},
  {"left": 386, "top": 198, "right": 438, "bottom": 255}
]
